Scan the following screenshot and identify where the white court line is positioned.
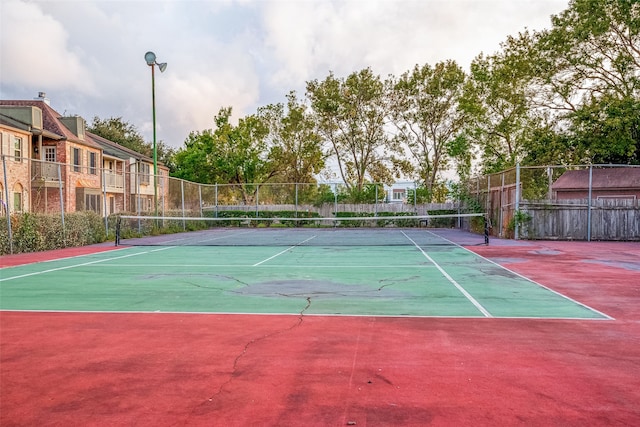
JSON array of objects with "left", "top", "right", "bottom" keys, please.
[
  {"left": 0, "top": 309, "right": 613, "bottom": 320},
  {"left": 401, "top": 231, "right": 493, "bottom": 318},
  {"left": 423, "top": 230, "right": 615, "bottom": 320},
  {"left": 252, "top": 236, "right": 317, "bottom": 266},
  {"left": 196, "top": 229, "right": 257, "bottom": 243},
  {"left": 1, "top": 247, "right": 130, "bottom": 269},
  {"left": 0, "top": 247, "right": 174, "bottom": 282},
  {"left": 81, "top": 264, "right": 437, "bottom": 269}
]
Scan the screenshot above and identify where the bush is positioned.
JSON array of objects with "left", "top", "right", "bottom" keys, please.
[{"left": 1, "top": 211, "right": 109, "bottom": 255}]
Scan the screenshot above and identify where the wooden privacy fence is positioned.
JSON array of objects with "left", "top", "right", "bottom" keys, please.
[
  {"left": 469, "top": 164, "right": 640, "bottom": 241},
  {"left": 519, "top": 199, "right": 640, "bottom": 241}
]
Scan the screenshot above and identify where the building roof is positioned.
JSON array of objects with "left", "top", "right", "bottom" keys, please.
[
  {"left": 87, "top": 131, "right": 149, "bottom": 161},
  {"left": 552, "top": 168, "right": 640, "bottom": 190},
  {"left": 0, "top": 100, "right": 101, "bottom": 149},
  {"left": 0, "top": 113, "right": 63, "bottom": 140},
  {"left": 87, "top": 132, "right": 165, "bottom": 167}
]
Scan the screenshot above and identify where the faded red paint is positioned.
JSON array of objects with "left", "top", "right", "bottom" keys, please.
[{"left": 1, "top": 240, "right": 639, "bottom": 426}]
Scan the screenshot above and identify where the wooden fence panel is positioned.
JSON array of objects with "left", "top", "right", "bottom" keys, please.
[{"left": 520, "top": 199, "right": 640, "bottom": 241}]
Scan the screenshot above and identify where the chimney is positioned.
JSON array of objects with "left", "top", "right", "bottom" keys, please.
[{"left": 34, "top": 92, "right": 51, "bottom": 105}]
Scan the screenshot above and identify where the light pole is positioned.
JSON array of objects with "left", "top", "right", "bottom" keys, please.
[{"left": 144, "top": 51, "right": 167, "bottom": 217}]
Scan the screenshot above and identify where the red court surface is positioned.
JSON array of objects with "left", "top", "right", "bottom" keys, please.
[
  {"left": 1, "top": 238, "right": 639, "bottom": 426},
  {"left": 0, "top": 245, "right": 117, "bottom": 268}
]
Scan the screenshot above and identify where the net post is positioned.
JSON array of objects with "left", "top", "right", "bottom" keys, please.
[
  {"left": 484, "top": 214, "right": 490, "bottom": 246},
  {"left": 115, "top": 215, "right": 121, "bottom": 246}
]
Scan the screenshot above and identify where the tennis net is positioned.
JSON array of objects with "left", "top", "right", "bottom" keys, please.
[{"left": 115, "top": 213, "right": 489, "bottom": 247}]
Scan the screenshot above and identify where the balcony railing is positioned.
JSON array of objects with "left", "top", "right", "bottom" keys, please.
[
  {"left": 31, "top": 161, "right": 60, "bottom": 181},
  {"left": 105, "top": 171, "right": 124, "bottom": 190}
]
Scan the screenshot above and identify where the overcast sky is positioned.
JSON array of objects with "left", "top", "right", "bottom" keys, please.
[{"left": 1, "top": 0, "right": 569, "bottom": 148}]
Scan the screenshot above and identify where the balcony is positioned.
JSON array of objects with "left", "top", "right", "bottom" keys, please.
[
  {"left": 105, "top": 171, "right": 124, "bottom": 192},
  {"left": 31, "top": 161, "right": 62, "bottom": 187}
]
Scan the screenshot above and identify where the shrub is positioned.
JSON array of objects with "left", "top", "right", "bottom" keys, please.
[{"left": 1, "top": 211, "right": 109, "bottom": 255}]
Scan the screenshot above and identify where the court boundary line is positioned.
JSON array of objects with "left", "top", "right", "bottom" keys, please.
[
  {"left": 0, "top": 231, "right": 613, "bottom": 321},
  {"left": 0, "top": 247, "right": 125, "bottom": 269},
  {"left": 0, "top": 308, "right": 612, "bottom": 320},
  {"left": 0, "top": 247, "right": 174, "bottom": 282},
  {"left": 425, "top": 230, "right": 615, "bottom": 321},
  {"left": 401, "top": 231, "right": 493, "bottom": 318}
]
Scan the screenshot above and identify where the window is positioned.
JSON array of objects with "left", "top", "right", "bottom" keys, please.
[
  {"left": 1, "top": 133, "right": 8, "bottom": 156},
  {"left": 76, "top": 188, "right": 101, "bottom": 213},
  {"left": 13, "top": 137, "right": 22, "bottom": 162},
  {"left": 44, "top": 147, "right": 56, "bottom": 162},
  {"left": 89, "top": 152, "right": 97, "bottom": 175},
  {"left": 139, "top": 163, "right": 150, "bottom": 185},
  {"left": 393, "top": 189, "right": 406, "bottom": 201},
  {"left": 72, "top": 147, "right": 82, "bottom": 172},
  {"left": 13, "top": 191, "right": 22, "bottom": 212}
]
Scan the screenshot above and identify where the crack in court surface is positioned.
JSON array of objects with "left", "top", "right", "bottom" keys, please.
[
  {"left": 195, "top": 296, "right": 312, "bottom": 414},
  {"left": 235, "top": 280, "right": 408, "bottom": 299}
]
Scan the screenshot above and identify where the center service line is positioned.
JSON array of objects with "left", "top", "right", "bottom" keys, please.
[
  {"left": 401, "top": 231, "right": 493, "bottom": 318},
  {"left": 252, "top": 236, "right": 317, "bottom": 266}
]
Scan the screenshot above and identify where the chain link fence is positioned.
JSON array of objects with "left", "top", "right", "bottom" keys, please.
[
  {"left": 466, "top": 164, "right": 640, "bottom": 240},
  {"left": 5, "top": 155, "right": 637, "bottom": 253},
  {"left": 2, "top": 156, "right": 470, "bottom": 253}
]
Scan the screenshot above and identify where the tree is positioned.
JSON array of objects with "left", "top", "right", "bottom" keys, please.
[
  {"left": 172, "top": 107, "right": 275, "bottom": 204},
  {"left": 258, "top": 91, "right": 326, "bottom": 184},
  {"left": 463, "top": 32, "right": 541, "bottom": 173},
  {"left": 533, "top": 0, "right": 640, "bottom": 163},
  {"left": 306, "top": 68, "right": 407, "bottom": 192},
  {"left": 389, "top": 60, "right": 468, "bottom": 200}
]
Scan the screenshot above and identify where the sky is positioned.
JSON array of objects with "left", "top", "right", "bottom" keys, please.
[{"left": 1, "top": 0, "right": 569, "bottom": 149}]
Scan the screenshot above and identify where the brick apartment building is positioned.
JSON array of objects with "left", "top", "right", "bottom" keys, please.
[{"left": 0, "top": 94, "right": 169, "bottom": 216}]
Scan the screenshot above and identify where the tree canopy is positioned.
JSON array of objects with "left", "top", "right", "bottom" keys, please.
[
  {"left": 96, "top": 0, "right": 640, "bottom": 200},
  {"left": 389, "top": 60, "right": 468, "bottom": 198}
]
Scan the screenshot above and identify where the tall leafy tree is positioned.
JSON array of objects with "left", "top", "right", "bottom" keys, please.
[
  {"left": 258, "top": 91, "right": 326, "bottom": 184},
  {"left": 463, "top": 33, "right": 540, "bottom": 173},
  {"left": 533, "top": 0, "right": 640, "bottom": 163},
  {"left": 389, "top": 60, "right": 468, "bottom": 199},
  {"left": 307, "top": 68, "right": 407, "bottom": 192},
  {"left": 172, "top": 107, "right": 273, "bottom": 203}
]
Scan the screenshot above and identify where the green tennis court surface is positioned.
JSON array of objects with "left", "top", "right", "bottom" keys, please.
[{"left": 0, "top": 229, "right": 609, "bottom": 319}]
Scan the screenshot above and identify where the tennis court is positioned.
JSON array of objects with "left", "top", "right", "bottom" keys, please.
[
  {"left": 1, "top": 228, "right": 607, "bottom": 320},
  {"left": 1, "top": 226, "right": 639, "bottom": 425}
]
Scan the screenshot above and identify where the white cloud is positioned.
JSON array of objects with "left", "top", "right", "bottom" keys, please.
[
  {"left": 0, "top": 0, "right": 97, "bottom": 94},
  {"left": 263, "top": 0, "right": 568, "bottom": 86},
  {"left": 1, "top": 0, "right": 569, "bottom": 148}
]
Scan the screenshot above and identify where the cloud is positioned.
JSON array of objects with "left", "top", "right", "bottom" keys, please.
[
  {"left": 262, "top": 0, "right": 567, "bottom": 86},
  {"left": 1, "top": 0, "right": 569, "bottom": 148},
  {"left": 0, "top": 0, "right": 97, "bottom": 94}
]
